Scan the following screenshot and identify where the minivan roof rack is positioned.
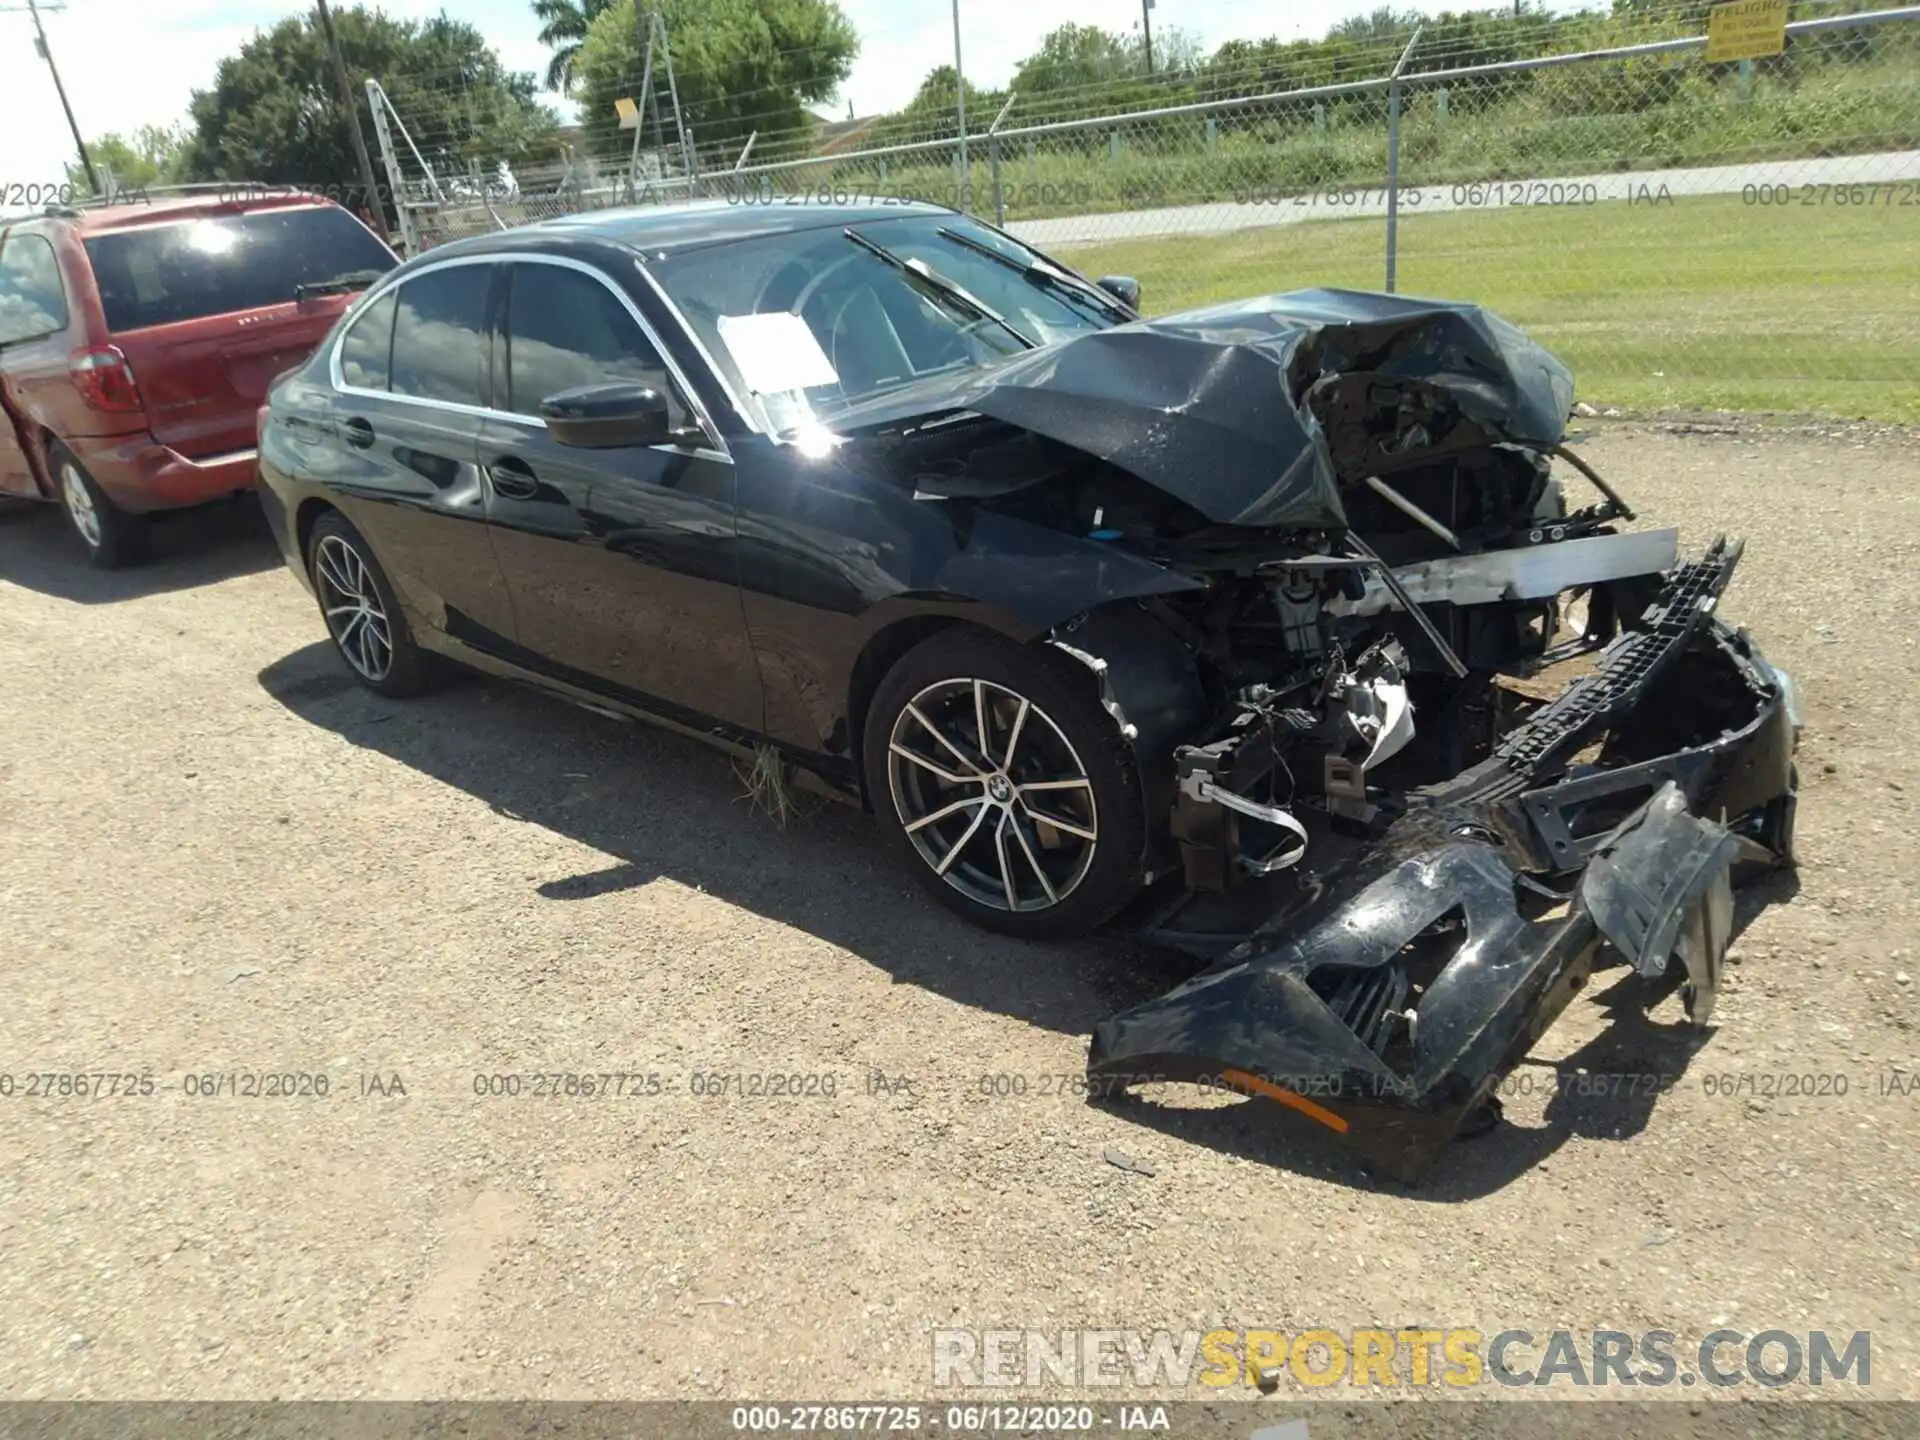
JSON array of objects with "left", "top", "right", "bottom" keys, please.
[{"left": 38, "top": 181, "right": 342, "bottom": 217}]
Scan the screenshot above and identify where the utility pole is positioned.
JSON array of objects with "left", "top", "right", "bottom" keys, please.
[
  {"left": 1141, "top": 0, "right": 1155, "bottom": 75},
  {"left": 5, "top": 0, "right": 99, "bottom": 194},
  {"left": 950, "top": 0, "right": 967, "bottom": 209},
  {"left": 314, "top": 0, "right": 390, "bottom": 240},
  {"left": 638, "top": 4, "right": 663, "bottom": 141}
]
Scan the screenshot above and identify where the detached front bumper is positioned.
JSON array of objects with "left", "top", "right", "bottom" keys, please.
[{"left": 1088, "top": 537, "right": 1798, "bottom": 1182}]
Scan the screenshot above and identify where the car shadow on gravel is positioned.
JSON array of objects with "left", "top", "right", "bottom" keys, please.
[
  {"left": 257, "top": 641, "right": 1191, "bottom": 1042},
  {"left": 256, "top": 640, "right": 1802, "bottom": 1197},
  {"left": 0, "top": 493, "right": 280, "bottom": 602},
  {"left": 1093, "top": 989, "right": 1703, "bottom": 1201}
]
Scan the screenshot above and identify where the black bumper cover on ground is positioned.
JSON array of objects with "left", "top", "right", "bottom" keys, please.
[{"left": 1087, "top": 537, "right": 1798, "bottom": 1182}]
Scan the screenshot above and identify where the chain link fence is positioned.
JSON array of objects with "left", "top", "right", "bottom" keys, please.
[{"left": 382, "top": 3, "right": 1920, "bottom": 421}]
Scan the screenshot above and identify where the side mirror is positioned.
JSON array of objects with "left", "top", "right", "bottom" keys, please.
[
  {"left": 1097, "top": 275, "right": 1141, "bottom": 311},
  {"left": 540, "top": 381, "right": 672, "bottom": 448}
]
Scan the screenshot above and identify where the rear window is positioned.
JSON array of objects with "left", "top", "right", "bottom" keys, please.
[{"left": 83, "top": 207, "right": 396, "bottom": 333}]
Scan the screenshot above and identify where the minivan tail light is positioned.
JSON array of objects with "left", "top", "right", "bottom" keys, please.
[{"left": 69, "top": 346, "right": 144, "bottom": 413}]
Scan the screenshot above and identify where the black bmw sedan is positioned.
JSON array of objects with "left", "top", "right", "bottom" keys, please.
[
  {"left": 258, "top": 197, "right": 1803, "bottom": 1174},
  {"left": 257, "top": 196, "right": 1794, "bottom": 1003}
]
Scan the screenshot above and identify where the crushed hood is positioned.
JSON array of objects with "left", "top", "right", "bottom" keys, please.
[{"left": 840, "top": 288, "right": 1575, "bottom": 530}]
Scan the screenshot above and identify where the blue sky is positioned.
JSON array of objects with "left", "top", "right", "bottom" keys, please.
[{"left": 2, "top": 0, "right": 1507, "bottom": 190}]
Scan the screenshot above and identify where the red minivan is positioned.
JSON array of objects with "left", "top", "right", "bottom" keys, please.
[{"left": 0, "top": 191, "right": 397, "bottom": 567}]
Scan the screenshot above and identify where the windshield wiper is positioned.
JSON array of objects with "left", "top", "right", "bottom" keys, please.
[
  {"left": 842, "top": 228, "right": 1034, "bottom": 351},
  {"left": 934, "top": 227, "right": 1133, "bottom": 323},
  {"left": 294, "top": 269, "right": 387, "bottom": 302}
]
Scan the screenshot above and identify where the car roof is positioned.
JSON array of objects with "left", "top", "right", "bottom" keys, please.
[
  {"left": 17, "top": 194, "right": 344, "bottom": 238},
  {"left": 430, "top": 197, "right": 960, "bottom": 263}
]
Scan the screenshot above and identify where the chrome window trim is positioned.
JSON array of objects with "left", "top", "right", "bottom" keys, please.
[
  {"left": 628, "top": 257, "right": 762, "bottom": 435},
  {"left": 326, "top": 250, "right": 731, "bottom": 461},
  {"left": 328, "top": 253, "right": 496, "bottom": 413}
]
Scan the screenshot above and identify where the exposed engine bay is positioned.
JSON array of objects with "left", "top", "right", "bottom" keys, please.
[
  {"left": 876, "top": 296, "right": 1688, "bottom": 902},
  {"left": 1044, "top": 429, "right": 1671, "bottom": 898},
  {"left": 841, "top": 289, "right": 1800, "bottom": 1181}
]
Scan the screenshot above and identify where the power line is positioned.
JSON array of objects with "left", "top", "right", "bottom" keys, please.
[
  {"left": 315, "top": 0, "right": 390, "bottom": 238},
  {"left": 0, "top": 0, "right": 98, "bottom": 192}
]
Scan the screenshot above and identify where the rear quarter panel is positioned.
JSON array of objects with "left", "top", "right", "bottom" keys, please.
[{"left": 0, "top": 223, "right": 140, "bottom": 477}]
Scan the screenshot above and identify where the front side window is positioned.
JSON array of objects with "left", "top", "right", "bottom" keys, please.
[
  {"left": 337, "top": 289, "right": 398, "bottom": 390},
  {"left": 504, "top": 263, "right": 666, "bottom": 416},
  {"left": 647, "top": 215, "right": 1125, "bottom": 428},
  {"left": 0, "top": 233, "right": 70, "bottom": 345},
  {"left": 389, "top": 264, "right": 493, "bottom": 407}
]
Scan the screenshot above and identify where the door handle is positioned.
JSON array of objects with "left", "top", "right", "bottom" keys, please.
[
  {"left": 342, "top": 416, "right": 375, "bottom": 450},
  {"left": 486, "top": 456, "right": 541, "bottom": 501}
]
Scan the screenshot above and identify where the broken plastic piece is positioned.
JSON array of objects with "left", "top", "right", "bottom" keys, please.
[
  {"left": 1325, "top": 528, "right": 1681, "bottom": 619},
  {"left": 1580, "top": 782, "right": 1738, "bottom": 1027}
]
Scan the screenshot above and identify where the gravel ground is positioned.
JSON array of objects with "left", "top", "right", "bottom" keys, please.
[{"left": 1, "top": 422, "right": 1916, "bottom": 1404}]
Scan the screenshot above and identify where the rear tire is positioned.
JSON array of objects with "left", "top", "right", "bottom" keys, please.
[
  {"left": 863, "top": 628, "right": 1146, "bottom": 940},
  {"left": 307, "top": 511, "right": 430, "bottom": 697},
  {"left": 52, "top": 443, "right": 145, "bottom": 569}
]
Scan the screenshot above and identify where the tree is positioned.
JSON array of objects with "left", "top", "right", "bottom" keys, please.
[
  {"left": 1328, "top": 7, "right": 1421, "bottom": 48},
  {"left": 873, "top": 65, "right": 1002, "bottom": 146},
  {"left": 1611, "top": 0, "right": 1714, "bottom": 25},
  {"left": 573, "top": 0, "right": 858, "bottom": 165},
  {"left": 1146, "top": 26, "right": 1205, "bottom": 78},
  {"left": 1013, "top": 23, "right": 1134, "bottom": 95},
  {"left": 65, "top": 125, "right": 189, "bottom": 193},
  {"left": 183, "top": 7, "right": 561, "bottom": 217},
  {"left": 1008, "top": 24, "right": 1155, "bottom": 122},
  {"left": 532, "top": 0, "right": 616, "bottom": 94}
]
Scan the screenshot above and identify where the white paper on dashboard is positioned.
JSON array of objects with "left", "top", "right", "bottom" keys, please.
[{"left": 716, "top": 311, "right": 839, "bottom": 394}]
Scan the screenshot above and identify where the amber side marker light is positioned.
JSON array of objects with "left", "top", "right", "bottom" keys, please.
[{"left": 1217, "top": 1067, "right": 1351, "bottom": 1134}]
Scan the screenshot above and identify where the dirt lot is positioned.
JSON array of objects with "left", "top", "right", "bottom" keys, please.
[{"left": 1, "top": 422, "right": 1917, "bottom": 1404}]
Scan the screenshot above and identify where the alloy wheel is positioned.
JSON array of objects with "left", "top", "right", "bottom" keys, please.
[
  {"left": 313, "top": 533, "right": 393, "bottom": 682},
  {"left": 886, "top": 677, "right": 1098, "bottom": 913},
  {"left": 61, "top": 463, "right": 101, "bottom": 549}
]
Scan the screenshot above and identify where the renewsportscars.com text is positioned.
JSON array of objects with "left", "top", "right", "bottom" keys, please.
[{"left": 931, "top": 1327, "right": 1871, "bottom": 1390}]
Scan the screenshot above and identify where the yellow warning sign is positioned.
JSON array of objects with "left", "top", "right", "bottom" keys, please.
[
  {"left": 1705, "top": 0, "right": 1788, "bottom": 62},
  {"left": 613, "top": 96, "right": 640, "bottom": 130}
]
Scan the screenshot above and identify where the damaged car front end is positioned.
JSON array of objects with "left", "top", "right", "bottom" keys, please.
[
  {"left": 263, "top": 206, "right": 1801, "bottom": 1182},
  {"left": 821, "top": 285, "right": 1799, "bottom": 1182},
  {"left": 1086, "top": 539, "right": 1797, "bottom": 1181}
]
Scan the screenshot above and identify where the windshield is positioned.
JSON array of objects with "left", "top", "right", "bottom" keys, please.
[
  {"left": 647, "top": 215, "right": 1125, "bottom": 429},
  {"left": 84, "top": 206, "right": 397, "bottom": 333}
]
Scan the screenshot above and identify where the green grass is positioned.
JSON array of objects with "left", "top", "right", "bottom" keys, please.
[
  {"left": 776, "top": 58, "right": 1920, "bottom": 225},
  {"left": 1057, "top": 193, "right": 1920, "bottom": 422}
]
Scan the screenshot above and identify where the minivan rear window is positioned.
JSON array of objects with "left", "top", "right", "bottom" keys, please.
[{"left": 83, "top": 207, "right": 396, "bottom": 333}]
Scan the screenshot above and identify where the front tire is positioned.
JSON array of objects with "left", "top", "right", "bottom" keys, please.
[
  {"left": 863, "top": 628, "right": 1146, "bottom": 940},
  {"left": 307, "top": 511, "right": 430, "bottom": 697},
  {"left": 53, "top": 444, "right": 145, "bottom": 569}
]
